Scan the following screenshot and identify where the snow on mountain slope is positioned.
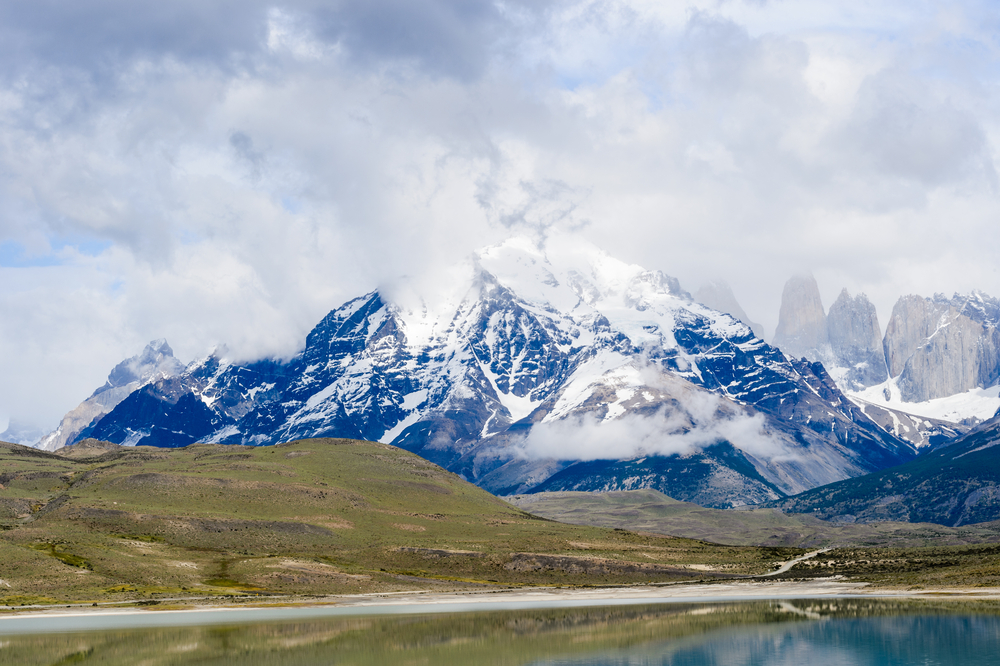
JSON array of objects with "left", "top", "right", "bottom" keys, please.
[
  {"left": 36, "top": 340, "right": 186, "bottom": 451},
  {"left": 68, "top": 232, "right": 915, "bottom": 507},
  {"left": 845, "top": 377, "right": 999, "bottom": 448},
  {"left": 853, "top": 379, "right": 1000, "bottom": 424}
]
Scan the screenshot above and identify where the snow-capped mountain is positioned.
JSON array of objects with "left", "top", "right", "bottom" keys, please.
[
  {"left": 64, "top": 234, "right": 914, "bottom": 507},
  {"left": 693, "top": 280, "right": 765, "bottom": 340},
  {"left": 36, "top": 339, "right": 186, "bottom": 451}
]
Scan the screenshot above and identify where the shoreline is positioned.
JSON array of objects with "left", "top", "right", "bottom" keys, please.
[{"left": 3, "top": 579, "right": 1000, "bottom": 634}]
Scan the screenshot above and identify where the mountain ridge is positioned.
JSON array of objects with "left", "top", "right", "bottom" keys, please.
[
  {"left": 767, "top": 411, "right": 1000, "bottom": 526},
  {"left": 55, "top": 233, "right": 914, "bottom": 508}
]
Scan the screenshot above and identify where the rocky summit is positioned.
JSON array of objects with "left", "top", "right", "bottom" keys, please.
[
  {"left": 50, "top": 234, "right": 914, "bottom": 508},
  {"left": 772, "top": 275, "right": 830, "bottom": 362},
  {"left": 36, "top": 339, "right": 186, "bottom": 452},
  {"left": 883, "top": 291, "right": 1000, "bottom": 403},
  {"left": 826, "top": 289, "right": 888, "bottom": 390},
  {"left": 768, "top": 276, "right": 1000, "bottom": 449},
  {"left": 771, "top": 277, "right": 888, "bottom": 392}
]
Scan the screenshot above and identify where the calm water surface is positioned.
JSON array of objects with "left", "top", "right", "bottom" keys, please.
[{"left": 1, "top": 599, "right": 998, "bottom": 665}]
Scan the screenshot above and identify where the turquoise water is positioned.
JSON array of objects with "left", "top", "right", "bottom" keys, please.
[
  {"left": 544, "top": 614, "right": 1000, "bottom": 665},
  {"left": 0, "top": 599, "right": 998, "bottom": 665}
]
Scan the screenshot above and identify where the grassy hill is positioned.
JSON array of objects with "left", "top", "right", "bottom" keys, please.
[
  {"left": 0, "top": 438, "right": 800, "bottom": 605},
  {"left": 509, "top": 489, "right": 1000, "bottom": 588},
  {"left": 508, "top": 490, "right": 1000, "bottom": 548}
]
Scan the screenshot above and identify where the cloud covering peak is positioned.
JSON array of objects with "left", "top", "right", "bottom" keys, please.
[{"left": 2, "top": 0, "right": 1000, "bottom": 430}]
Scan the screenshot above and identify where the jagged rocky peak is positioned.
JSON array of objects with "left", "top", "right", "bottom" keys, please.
[
  {"left": 827, "top": 289, "right": 888, "bottom": 390},
  {"left": 36, "top": 339, "right": 187, "bottom": 451},
  {"left": 694, "top": 280, "right": 765, "bottom": 340},
  {"left": 96, "top": 339, "right": 186, "bottom": 397},
  {"left": 939, "top": 290, "right": 1000, "bottom": 327},
  {"left": 884, "top": 291, "right": 1000, "bottom": 402},
  {"left": 882, "top": 295, "right": 943, "bottom": 379},
  {"left": 772, "top": 274, "right": 828, "bottom": 360}
]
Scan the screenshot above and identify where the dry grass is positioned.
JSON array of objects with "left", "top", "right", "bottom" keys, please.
[{"left": 0, "top": 439, "right": 800, "bottom": 604}]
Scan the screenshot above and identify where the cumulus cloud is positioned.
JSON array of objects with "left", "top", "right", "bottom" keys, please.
[{"left": 2, "top": 0, "right": 1000, "bottom": 430}]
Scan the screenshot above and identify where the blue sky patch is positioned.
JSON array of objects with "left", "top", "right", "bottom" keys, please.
[{"left": 0, "top": 237, "right": 112, "bottom": 267}]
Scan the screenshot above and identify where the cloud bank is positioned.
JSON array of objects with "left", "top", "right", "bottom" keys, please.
[
  {"left": 2, "top": 1, "right": 1000, "bottom": 429},
  {"left": 511, "top": 390, "right": 796, "bottom": 463}
]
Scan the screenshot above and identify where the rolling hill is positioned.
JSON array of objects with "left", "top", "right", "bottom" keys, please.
[
  {"left": 0, "top": 438, "right": 798, "bottom": 605},
  {"left": 507, "top": 489, "right": 1000, "bottom": 548}
]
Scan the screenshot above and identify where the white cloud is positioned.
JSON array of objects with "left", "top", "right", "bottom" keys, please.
[
  {"left": 2, "top": 1, "right": 1000, "bottom": 429},
  {"left": 510, "top": 390, "right": 797, "bottom": 463}
]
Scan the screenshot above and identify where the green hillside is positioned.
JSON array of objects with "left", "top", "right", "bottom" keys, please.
[
  {"left": 507, "top": 489, "right": 1000, "bottom": 588},
  {"left": 509, "top": 490, "right": 1000, "bottom": 548},
  {"left": 0, "top": 439, "right": 799, "bottom": 605}
]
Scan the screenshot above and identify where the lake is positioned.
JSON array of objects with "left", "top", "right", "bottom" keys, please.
[{"left": 1, "top": 598, "right": 998, "bottom": 665}]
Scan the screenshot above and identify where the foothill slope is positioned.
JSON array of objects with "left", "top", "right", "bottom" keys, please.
[{"left": 0, "top": 438, "right": 798, "bottom": 606}]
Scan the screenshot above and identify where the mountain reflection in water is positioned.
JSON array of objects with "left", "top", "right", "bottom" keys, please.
[{"left": 2, "top": 599, "right": 1000, "bottom": 665}]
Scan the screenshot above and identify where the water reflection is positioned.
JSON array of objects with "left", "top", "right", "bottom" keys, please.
[{"left": 2, "top": 599, "right": 1000, "bottom": 665}]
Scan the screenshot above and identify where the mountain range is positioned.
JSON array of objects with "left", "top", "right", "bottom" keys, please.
[
  {"left": 768, "top": 274, "right": 1000, "bottom": 448},
  {"left": 17, "top": 233, "right": 1000, "bottom": 521},
  {"left": 27, "top": 234, "right": 914, "bottom": 509},
  {"left": 768, "top": 411, "right": 1000, "bottom": 526}
]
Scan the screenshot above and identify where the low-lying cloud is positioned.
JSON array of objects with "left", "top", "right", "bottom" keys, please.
[{"left": 511, "top": 391, "right": 799, "bottom": 463}]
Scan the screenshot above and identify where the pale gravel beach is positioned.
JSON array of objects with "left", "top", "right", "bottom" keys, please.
[{"left": 3, "top": 580, "right": 1000, "bottom": 635}]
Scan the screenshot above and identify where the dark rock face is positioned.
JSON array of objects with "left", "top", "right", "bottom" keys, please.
[
  {"left": 767, "top": 412, "right": 1000, "bottom": 526},
  {"left": 527, "top": 443, "right": 785, "bottom": 509},
  {"left": 884, "top": 291, "right": 1000, "bottom": 402},
  {"left": 82, "top": 388, "right": 225, "bottom": 448},
  {"left": 61, "top": 239, "right": 916, "bottom": 507},
  {"left": 827, "top": 289, "right": 888, "bottom": 390}
]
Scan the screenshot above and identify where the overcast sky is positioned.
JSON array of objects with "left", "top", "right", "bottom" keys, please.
[{"left": 2, "top": 0, "right": 1000, "bottom": 431}]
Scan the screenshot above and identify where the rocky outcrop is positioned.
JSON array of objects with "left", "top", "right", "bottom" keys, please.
[
  {"left": 694, "top": 280, "right": 765, "bottom": 340},
  {"left": 884, "top": 292, "right": 1000, "bottom": 402},
  {"left": 827, "top": 289, "right": 888, "bottom": 389},
  {"left": 771, "top": 279, "right": 892, "bottom": 392},
  {"left": 772, "top": 275, "right": 828, "bottom": 360},
  {"left": 36, "top": 340, "right": 185, "bottom": 451}
]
